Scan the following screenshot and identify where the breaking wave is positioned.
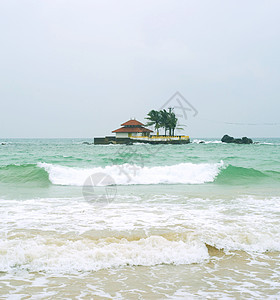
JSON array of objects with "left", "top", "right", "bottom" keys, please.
[
  {"left": 37, "top": 162, "right": 224, "bottom": 186},
  {"left": 0, "top": 235, "right": 209, "bottom": 273},
  {"left": 0, "top": 162, "right": 279, "bottom": 186},
  {"left": 0, "top": 164, "right": 50, "bottom": 185}
]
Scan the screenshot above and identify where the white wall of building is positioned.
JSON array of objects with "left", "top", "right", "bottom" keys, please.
[
  {"left": 131, "top": 132, "right": 143, "bottom": 137},
  {"left": 115, "top": 132, "right": 150, "bottom": 138},
  {"left": 116, "top": 132, "right": 129, "bottom": 138}
]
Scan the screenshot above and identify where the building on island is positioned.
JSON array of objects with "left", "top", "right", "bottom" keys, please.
[
  {"left": 94, "top": 118, "right": 190, "bottom": 145},
  {"left": 112, "top": 119, "right": 153, "bottom": 138}
]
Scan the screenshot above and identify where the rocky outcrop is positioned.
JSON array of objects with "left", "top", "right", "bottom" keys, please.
[{"left": 221, "top": 135, "right": 253, "bottom": 144}]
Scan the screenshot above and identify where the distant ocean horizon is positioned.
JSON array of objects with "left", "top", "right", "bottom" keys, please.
[{"left": 0, "top": 138, "right": 279, "bottom": 298}]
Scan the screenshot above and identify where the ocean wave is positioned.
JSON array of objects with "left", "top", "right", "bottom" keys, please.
[
  {"left": 216, "top": 165, "right": 268, "bottom": 184},
  {"left": 1, "top": 225, "right": 279, "bottom": 274},
  {"left": 192, "top": 139, "right": 223, "bottom": 144},
  {"left": 216, "top": 165, "right": 280, "bottom": 184},
  {"left": 193, "top": 140, "right": 280, "bottom": 146},
  {"left": 38, "top": 162, "right": 224, "bottom": 186},
  {"left": 1, "top": 162, "right": 279, "bottom": 186},
  {"left": 0, "top": 164, "right": 50, "bottom": 185},
  {"left": 1, "top": 194, "right": 280, "bottom": 274},
  {"left": 0, "top": 235, "right": 209, "bottom": 273}
]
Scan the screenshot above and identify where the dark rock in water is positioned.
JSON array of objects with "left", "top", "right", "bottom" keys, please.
[
  {"left": 234, "top": 138, "right": 243, "bottom": 144},
  {"left": 241, "top": 137, "right": 253, "bottom": 144},
  {"left": 221, "top": 135, "right": 234, "bottom": 143},
  {"left": 1, "top": 142, "right": 6, "bottom": 145},
  {"left": 221, "top": 135, "right": 253, "bottom": 144},
  {"left": 199, "top": 141, "right": 205, "bottom": 144}
]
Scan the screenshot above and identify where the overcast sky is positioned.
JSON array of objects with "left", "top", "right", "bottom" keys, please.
[{"left": 0, "top": 0, "right": 279, "bottom": 138}]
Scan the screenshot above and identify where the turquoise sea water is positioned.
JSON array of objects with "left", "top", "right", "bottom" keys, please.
[{"left": 0, "top": 138, "right": 279, "bottom": 298}]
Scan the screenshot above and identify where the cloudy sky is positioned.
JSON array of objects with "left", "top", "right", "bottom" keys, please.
[{"left": 0, "top": 0, "right": 279, "bottom": 138}]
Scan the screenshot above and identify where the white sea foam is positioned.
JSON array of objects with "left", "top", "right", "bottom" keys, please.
[
  {"left": 256, "top": 142, "right": 279, "bottom": 145},
  {"left": 37, "top": 161, "right": 224, "bottom": 186},
  {"left": 192, "top": 139, "right": 223, "bottom": 144},
  {"left": 0, "top": 236, "right": 209, "bottom": 273},
  {"left": 0, "top": 195, "right": 280, "bottom": 275}
]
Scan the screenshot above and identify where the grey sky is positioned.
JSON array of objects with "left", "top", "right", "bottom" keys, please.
[{"left": 0, "top": 0, "right": 279, "bottom": 138}]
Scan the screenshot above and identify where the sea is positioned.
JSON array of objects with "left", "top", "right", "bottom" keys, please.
[{"left": 0, "top": 138, "right": 279, "bottom": 299}]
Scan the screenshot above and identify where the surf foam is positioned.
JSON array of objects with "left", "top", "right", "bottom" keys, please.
[
  {"left": 37, "top": 161, "right": 224, "bottom": 186},
  {"left": 0, "top": 236, "right": 209, "bottom": 273}
]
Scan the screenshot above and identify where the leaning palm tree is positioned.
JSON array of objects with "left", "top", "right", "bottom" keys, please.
[
  {"left": 169, "top": 112, "right": 178, "bottom": 136},
  {"left": 145, "top": 110, "right": 161, "bottom": 135},
  {"left": 159, "top": 109, "right": 170, "bottom": 136},
  {"left": 161, "top": 108, "right": 177, "bottom": 136}
]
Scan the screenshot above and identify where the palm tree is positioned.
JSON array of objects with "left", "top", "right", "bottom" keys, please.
[
  {"left": 169, "top": 111, "right": 178, "bottom": 136},
  {"left": 146, "top": 108, "right": 181, "bottom": 136},
  {"left": 145, "top": 110, "right": 161, "bottom": 135},
  {"left": 161, "top": 108, "right": 178, "bottom": 136},
  {"left": 159, "top": 109, "right": 169, "bottom": 136}
]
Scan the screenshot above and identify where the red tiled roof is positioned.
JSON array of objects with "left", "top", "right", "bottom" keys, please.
[
  {"left": 112, "top": 127, "right": 153, "bottom": 133},
  {"left": 121, "top": 119, "right": 144, "bottom": 126}
]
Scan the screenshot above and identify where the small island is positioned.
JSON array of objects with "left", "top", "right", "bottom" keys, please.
[{"left": 94, "top": 109, "right": 190, "bottom": 145}]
